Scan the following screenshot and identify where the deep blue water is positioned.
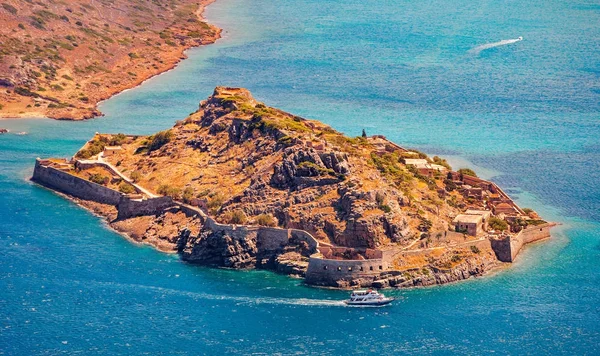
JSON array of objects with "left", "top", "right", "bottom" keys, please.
[{"left": 1, "top": 0, "right": 599, "bottom": 353}]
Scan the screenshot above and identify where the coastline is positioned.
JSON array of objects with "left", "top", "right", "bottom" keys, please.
[{"left": 0, "top": 0, "right": 222, "bottom": 121}]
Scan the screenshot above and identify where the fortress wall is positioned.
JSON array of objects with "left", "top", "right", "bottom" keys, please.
[
  {"left": 116, "top": 196, "right": 175, "bottom": 220},
  {"left": 290, "top": 229, "right": 319, "bottom": 252},
  {"left": 257, "top": 227, "right": 290, "bottom": 251},
  {"left": 509, "top": 223, "right": 553, "bottom": 261},
  {"left": 33, "top": 159, "right": 123, "bottom": 205},
  {"left": 491, "top": 223, "right": 554, "bottom": 262},
  {"left": 305, "top": 256, "right": 389, "bottom": 286},
  {"left": 490, "top": 236, "right": 512, "bottom": 262}
]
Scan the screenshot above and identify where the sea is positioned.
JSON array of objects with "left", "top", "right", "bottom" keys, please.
[{"left": 1, "top": 0, "right": 599, "bottom": 353}]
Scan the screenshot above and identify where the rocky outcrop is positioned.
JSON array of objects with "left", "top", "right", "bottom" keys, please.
[
  {"left": 271, "top": 147, "right": 348, "bottom": 189},
  {"left": 180, "top": 227, "right": 259, "bottom": 268}
]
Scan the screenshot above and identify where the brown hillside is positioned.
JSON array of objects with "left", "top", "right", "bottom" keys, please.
[
  {"left": 0, "top": 0, "right": 219, "bottom": 119},
  {"left": 97, "top": 87, "right": 468, "bottom": 249}
]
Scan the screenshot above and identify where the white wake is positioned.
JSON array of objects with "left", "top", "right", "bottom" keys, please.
[{"left": 469, "top": 36, "right": 523, "bottom": 54}]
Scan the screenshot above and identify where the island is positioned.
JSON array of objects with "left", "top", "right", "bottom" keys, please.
[
  {"left": 0, "top": 0, "right": 219, "bottom": 120},
  {"left": 31, "top": 87, "right": 555, "bottom": 288}
]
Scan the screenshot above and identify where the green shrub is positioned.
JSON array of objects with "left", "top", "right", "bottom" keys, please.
[
  {"left": 432, "top": 156, "right": 451, "bottom": 170},
  {"left": 148, "top": 130, "right": 172, "bottom": 151},
  {"left": 14, "top": 87, "right": 38, "bottom": 97},
  {"left": 256, "top": 214, "right": 276, "bottom": 227},
  {"left": 207, "top": 192, "right": 225, "bottom": 213},
  {"left": 470, "top": 245, "right": 481, "bottom": 254},
  {"left": 182, "top": 187, "right": 194, "bottom": 204},
  {"left": 89, "top": 173, "right": 108, "bottom": 185},
  {"left": 458, "top": 168, "right": 477, "bottom": 177},
  {"left": 157, "top": 184, "right": 181, "bottom": 199},
  {"left": 118, "top": 182, "right": 136, "bottom": 194},
  {"left": 76, "top": 139, "right": 105, "bottom": 158},
  {"left": 489, "top": 217, "right": 508, "bottom": 231},
  {"left": 129, "top": 171, "right": 141, "bottom": 183},
  {"left": 2, "top": 3, "right": 17, "bottom": 15},
  {"left": 225, "top": 210, "right": 247, "bottom": 225},
  {"left": 109, "top": 133, "right": 127, "bottom": 146},
  {"left": 375, "top": 192, "right": 385, "bottom": 205}
]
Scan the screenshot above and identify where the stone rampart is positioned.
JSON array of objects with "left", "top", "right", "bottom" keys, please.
[
  {"left": 116, "top": 196, "right": 176, "bottom": 219},
  {"left": 32, "top": 159, "right": 123, "bottom": 205},
  {"left": 305, "top": 255, "right": 389, "bottom": 286},
  {"left": 290, "top": 229, "right": 319, "bottom": 252},
  {"left": 490, "top": 223, "right": 554, "bottom": 262}
]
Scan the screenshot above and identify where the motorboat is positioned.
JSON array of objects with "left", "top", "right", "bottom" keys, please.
[{"left": 344, "top": 289, "right": 394, "bottom": 306}]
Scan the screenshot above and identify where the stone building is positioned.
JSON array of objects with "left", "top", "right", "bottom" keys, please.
[{"left": 453, "top": 214, "right": 484, "bottom": 236}]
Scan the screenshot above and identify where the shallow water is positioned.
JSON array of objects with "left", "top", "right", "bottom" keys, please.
[{"left": 1, "top": 0, "right": 599, "bottom": 353}]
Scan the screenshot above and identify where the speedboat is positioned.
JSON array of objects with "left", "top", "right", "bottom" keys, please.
[{"left": 344, "top": 289, "right": 394, "bottom": 306}]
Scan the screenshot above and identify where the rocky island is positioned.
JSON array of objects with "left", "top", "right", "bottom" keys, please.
[
  {"left": 32, "top": 87, "right": 555, "bottom": 288},
  {"left": 0, "top": 0, "right": 219, "bottom": 120}
]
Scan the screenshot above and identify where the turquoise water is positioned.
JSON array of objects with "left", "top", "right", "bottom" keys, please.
[{"left": 1, "top": 0, "right": 599, "bottom": 353}]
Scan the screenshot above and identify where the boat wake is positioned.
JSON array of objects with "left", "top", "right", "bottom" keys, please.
[
  {"left": 96, "top": 281, "right": 348, "bottom": 307},
  {"left": 469, "top": 36, "right": 523, "bottom": 54}
]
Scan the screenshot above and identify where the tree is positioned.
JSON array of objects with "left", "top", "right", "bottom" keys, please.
[
  {"left": 458, "top": 168, "right": 478, "bottom": 178},
  {"left": 148, "top": 130, "right": 173, "bottom": 152},
  {"left": 256, "top": 214, "right": 276, "bottom": 227},
  {"left": 362, "top": 128, "right": 367, "bottom": 138},
  {"left": 118, "top": 182, "right": 136, "bottom": 194},
  {"left": 489, "top": 217, "right": 508, "bottom": 231}
]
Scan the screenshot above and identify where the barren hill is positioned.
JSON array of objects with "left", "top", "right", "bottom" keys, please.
[{"left": 0, "top": 0, "right": 219, "bottom": 119}]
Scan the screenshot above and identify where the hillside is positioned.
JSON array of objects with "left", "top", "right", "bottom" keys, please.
[
  {"left": 98, "top": 87, "right": 469, "bottom": 249},
  {"left": 0, "top": 0, "right": 219, "bottom": 119},
  {"left": 33, "top": 87, "right": 552, "bottom": 288}
]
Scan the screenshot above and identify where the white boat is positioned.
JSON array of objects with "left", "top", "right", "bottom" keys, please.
[{"left": 344, "top": 289, "right": 394, "bottom": 306}]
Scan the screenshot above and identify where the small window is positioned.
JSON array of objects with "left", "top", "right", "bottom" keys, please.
[
  {"left": 369, "top": 266, "right": 373, "bottom": 271},
  {"left": 379, "top": 265, "right": 383, "bottom": 270},
  {"left": 360, "top": 266, "right": 364, "bottom": 271},
  {"left": 348, "top": 267, "right": 352, "bottom": 271},
  {"left": 337, "top": 266, "right": 342, "bottom": 271},
  {"left": 323, "top": 265, "right": 328, "bottom": 270}
]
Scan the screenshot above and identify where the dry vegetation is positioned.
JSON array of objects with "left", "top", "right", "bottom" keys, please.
[
  {"left": 87, "top": 87, "right": 479, "bottom": 255},
  {"left": 0, "top": 0, "right": 220, "bottom": 119}
]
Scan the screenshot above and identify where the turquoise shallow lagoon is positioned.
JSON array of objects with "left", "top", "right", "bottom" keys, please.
[{"left": 1, "top": 0, "right": 599, "bottom": 353}]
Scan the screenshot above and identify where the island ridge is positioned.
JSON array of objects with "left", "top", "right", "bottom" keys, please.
[{"left": 32, "top": 87, "right": 555, "bottom": 288}]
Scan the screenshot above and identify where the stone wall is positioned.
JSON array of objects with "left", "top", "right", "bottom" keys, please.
[
  {"left": 290, "top": 229, "right": 319, "bottom": 252},
  {"left": 32, "top": 159, "right": 123, "bottom": 205},
  {"left": 490, "top": 223, "right": 554, "bottom": 262},
  {"left": 509, "top": 223, "right": 554, "bottom": 261},
  {"left": 116, "top": 196, "right": 176, "bottom": 219},
  {"left": 305, "top": 255, "right": 389, "bottom": 286},
  {"left": 256, "top": 227, "right": 290, "bottom": 251}
]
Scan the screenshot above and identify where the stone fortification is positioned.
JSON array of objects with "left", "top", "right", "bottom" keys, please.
[
  {"left": 490, "top": 223, "right": 554, "bottom": 262},
  {"left": 305, "top": 255, "right": 388, "bottom": 287},
  {"left": 32, "top": 159, "right": 123, "bottom": 205},
  {"left": 116, "top": 196, "right": 176, "bottom": 220}
]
